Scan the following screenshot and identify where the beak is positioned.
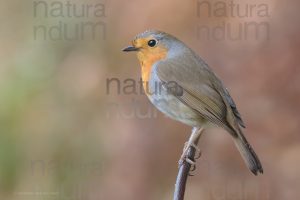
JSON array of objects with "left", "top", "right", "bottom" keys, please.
[{"left": 122, "top": 46, "right": 139, "bottom": 52}]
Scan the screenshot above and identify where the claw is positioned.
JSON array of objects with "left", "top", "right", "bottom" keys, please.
[
  {"left": 190, "top": 163, "right": 196, "bottom": 171},
  {"left": 195, "top": 150, "right": 202, "bottom": 159},
  {"left": 185, "top": 157, "right": 195, "bottom": 165},
  {"left": 188, "top": 173, "right": 195, "bottom": 176},
  {"left": 190, "top": 143, "right": 200, "bottom": 152},
  {"left": 189, "top": 163, "right": 196, "bottom": 176}
]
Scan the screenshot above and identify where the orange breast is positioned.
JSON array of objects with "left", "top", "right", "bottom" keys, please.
[
  {"left": 141, "top": 62, "right": 152, "bottom": 93},
  {"left": 138, "top": 49, "right": 167, "bottom": 95}
]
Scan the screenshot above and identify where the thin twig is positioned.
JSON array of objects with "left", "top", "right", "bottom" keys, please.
[{"left": 173, "top": 129, "right": 203, "bottom": 200}]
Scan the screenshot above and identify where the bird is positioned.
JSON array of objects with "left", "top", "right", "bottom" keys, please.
[{"left": 122, "top": 30, "right": 263, "bottom": 175}]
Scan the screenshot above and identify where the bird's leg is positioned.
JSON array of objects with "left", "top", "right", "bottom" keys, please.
[{"left": 179, "top": 127, "right": 204, "bottom": 168}]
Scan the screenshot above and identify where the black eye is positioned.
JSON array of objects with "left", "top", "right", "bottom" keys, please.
[{"left": 148, "top": 39, "right": 157, "bottom": 47}]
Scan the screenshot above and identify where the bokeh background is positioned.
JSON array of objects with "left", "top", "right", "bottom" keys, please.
[{"left": 0, "top": 0, "right": 299, "bottom": 199}]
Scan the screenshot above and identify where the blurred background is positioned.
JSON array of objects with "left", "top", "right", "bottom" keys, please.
[{"left": 0, "top": 0, "right": 299, "bottom": 199}]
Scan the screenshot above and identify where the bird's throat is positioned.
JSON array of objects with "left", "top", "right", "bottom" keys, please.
[{"left": 137, "top": 50, "right": 167, "bottom": 95}]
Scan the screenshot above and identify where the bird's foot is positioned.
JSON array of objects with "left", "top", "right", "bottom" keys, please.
[{"left": 178, "top": 142, "right": 201, "bottom": 168}]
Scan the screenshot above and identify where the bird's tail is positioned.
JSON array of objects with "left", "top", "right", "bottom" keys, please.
[{"left": 232, "top": 128, "right": 263, "bottom": 175}]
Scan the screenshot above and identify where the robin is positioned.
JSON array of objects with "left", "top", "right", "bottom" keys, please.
[{"left": 123, "top": 30, "right": 263, "bottom": 175}]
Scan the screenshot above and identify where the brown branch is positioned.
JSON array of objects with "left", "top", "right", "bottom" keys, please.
[{"left": 173, "top": 129, "right": 203, "bottom": 200}]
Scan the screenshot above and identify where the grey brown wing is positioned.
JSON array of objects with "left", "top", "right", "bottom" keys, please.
[
  {"left": 224, "top": 88, "right": 245, "bottom": 128},
  {"left": 155, "top": 60, "right": 233, "bottom": 131},
  {"left": 211, "top": 78, "right": 246, "bottom": 128}
]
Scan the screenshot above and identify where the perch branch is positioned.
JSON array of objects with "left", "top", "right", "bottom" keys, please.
[{"left": 173, "top": 128, "right": 204, "bottom": 200}]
